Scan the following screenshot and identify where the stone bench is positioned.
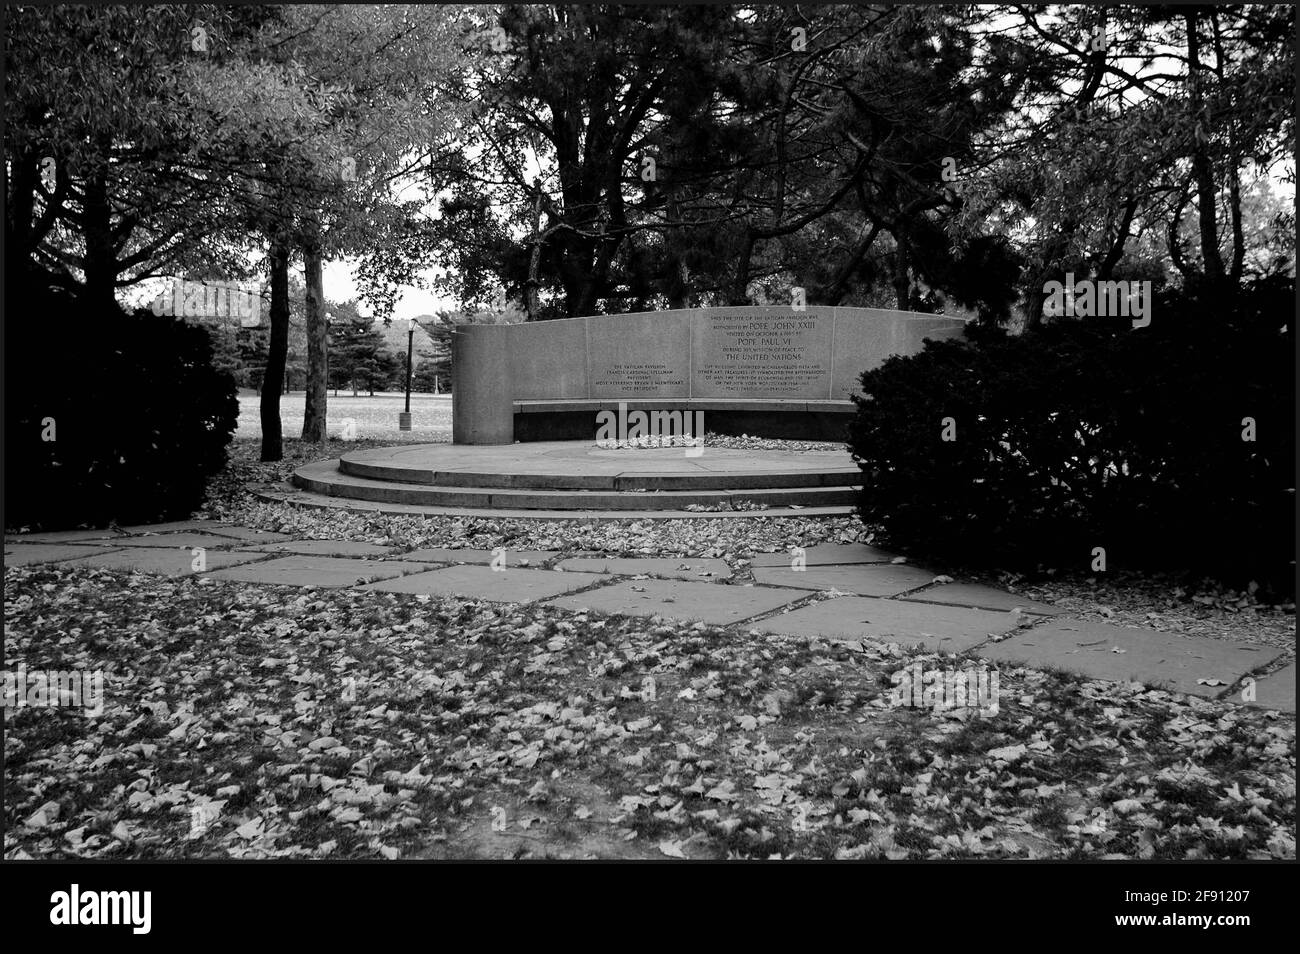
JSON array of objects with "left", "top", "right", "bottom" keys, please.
[
  {"left": 512, "top": 398, "right": 856, "bottom": 441},
  {"left": 514, "top": 398, "right": 855, "bottom": 414}
]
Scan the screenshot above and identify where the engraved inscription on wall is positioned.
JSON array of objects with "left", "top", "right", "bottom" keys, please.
[
  {"left": 694, "top": 313, "right": 830, "bottom": 397},
  {"left": 592, "top": 362, "right": 686, "bottom": 394}
]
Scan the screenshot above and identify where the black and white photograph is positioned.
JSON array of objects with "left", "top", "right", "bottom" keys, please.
[{"left": 2, "top": 0, "right": 1295, "bottom": 918}]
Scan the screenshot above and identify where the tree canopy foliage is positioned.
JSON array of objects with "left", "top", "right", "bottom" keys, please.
[
  {"left": 6, "top": 3, "right": 1294, "bottom": 460},
  {"left": 412, "top": 4, "right": 1293, "bottom": 321},
  {"left": 9, "top": 3, "right": 1291, "bottom": 322}
]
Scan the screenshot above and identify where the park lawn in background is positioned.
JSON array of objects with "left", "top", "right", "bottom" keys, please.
[{"left": 235, "top": 391, "right": 452, "bottom": 442}]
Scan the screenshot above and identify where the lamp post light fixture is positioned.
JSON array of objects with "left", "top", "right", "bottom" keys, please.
[{"left": 399, "top": 318, "right": 415, "bottom": 431}]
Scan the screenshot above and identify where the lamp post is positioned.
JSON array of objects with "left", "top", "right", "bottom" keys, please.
[{"left": 399, "top": 318, "right": 415, "bottom": 431}]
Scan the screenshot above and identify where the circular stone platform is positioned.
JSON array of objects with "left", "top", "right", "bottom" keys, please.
[{"left": 288, "top": 441, "right": 861, "bottom": 516}]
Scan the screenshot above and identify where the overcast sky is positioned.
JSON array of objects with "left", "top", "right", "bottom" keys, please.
[{"left": 322, "top": 259, "right": 454, "bottom": 320}]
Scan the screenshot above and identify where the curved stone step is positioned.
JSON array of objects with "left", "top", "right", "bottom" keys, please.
[
  {"left": 339, "top": 454, "right": 859, "bottom": 491},
  {"left": 334, "top": 441, "right": 860, "bottom": 494},
  {"left": 293, "top": 460, "right": 861, "bottom": 512},
  {"left": 255, "top": 482, "right": 854, "bottom": 520}
]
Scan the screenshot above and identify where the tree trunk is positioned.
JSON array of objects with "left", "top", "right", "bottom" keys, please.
[
  {"left": 301, "top": 236, "right": 328, "bottom": 443},
  {"left": 568, "top": 254, "right": 600, "bottom": 316},
  {"left": 1227, "top": 151, "right": 1245, "bottom": 285},
  {"left": 1213, "top": 10, "right": 1245, "bottom": 288},
  {"left": 1097, "top": 199, "right": 1138, "bottom": 279},
  {"left": 575, "top": 284, "right": 598, "bottom": 317},
  {"left": 524, "top": 180, "right": 543, "bottom": 319},
  {"left": 81, "top": 149, "right": 118, "bottom": 313},
  {"left": 728, "top": 231, "right": 756, "bottom": 305},
  {"left": 1168, "top": 180, "right": 1194, "bottom": 280},
  {"left": 524, "top": 248, "right": 542, "bottom": 319},
  {"left": 822, "top": 223, "right": 881, "bottom": 304},
  {"left": 665, "top": 186, "right": 689, "bottom": 309},
  {"left": 1185, "top": 10, "right": 1225, "bottom": 284},
  {"left": 667, "top": 257, "right": 688, "bottom": 310},
  {"left": 893, "top": 245, "right": 911, "bottom": 310},
  {"left": 6, "top": 148, "right": 39, "bottom": 261},
  {"left": 260, "top": 238, "right": 291, "bottom": 462},
  {"left": 1022, "top": 283, "right": 1048, "bottom": 332}
]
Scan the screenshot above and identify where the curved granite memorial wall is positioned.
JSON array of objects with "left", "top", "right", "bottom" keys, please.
[{"left": 452, "top": 306, "right": 966, "bottom": 444}]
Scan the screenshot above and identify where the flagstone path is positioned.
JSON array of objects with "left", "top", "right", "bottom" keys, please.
[{"left": 5, "top": 521, "right": 1294, "bottom": 712}]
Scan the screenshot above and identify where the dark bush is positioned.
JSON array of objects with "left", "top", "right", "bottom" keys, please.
[
  {"left": 5, "top": 281, "right": 239, "bottom": 530},
  {"left": 848, "top": 281, "right": 1294, "bottom": 594}
]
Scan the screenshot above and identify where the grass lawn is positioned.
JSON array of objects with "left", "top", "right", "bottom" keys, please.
[{"left": 235, "top": 390, "right": 452, "bottom": 442}]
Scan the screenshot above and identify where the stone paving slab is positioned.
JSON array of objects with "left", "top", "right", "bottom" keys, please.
[
  {"left": 397, "top": 548, "right": 557, "bottom": 567},
  {"left": 555, "top": 557, "right": 732, "bottom": 581},
  {"left": 109, "top": 532, "right": 253, "bottom": 551},
  {"left": 174, "top": 525, "right": 298, "bottom": 543},
  {"left": 4, "top": 522, "right": 296, "bottom": 545},
  {"left": 205, "top": 556, "right": 431, "bottom": 588},
  {"left": 751, "top": 562, "right": 936, "bottom": 597},
  {"left": 976, "top": 618, "right": 1286, "bottom": 699},
  {"left": 362, "top": 565, "right": 603, "bottom": 603},
  {"left": 4, "top": 529, "right": 121, "bottom": 544},
  {"left": 111, "top": 521, "right": 295, "bottom": 542},
  {"left": 107, "top": 519, "right": 233, "bottom": 535},
  {"left": 63, "top": 546, "right": 270, "bottom": 578},
  {"left": 758, "top": 596, "right": 1021, "bottom": 652},
  {"left": 749, "top": 543, "right": 899, "bottom": 567},
  {"left": 4, "top": 543, "right": 125, "bottom": 567},
  {"left": 900, "top": 582, "right": 1062, "bottom": 616},
  {"left": 8, "top": 517, "right": 1290, "bottom": 715},
  {"left": 242, "top": 539, "right": 395, "bottom": 558},
  {"left": 547, "top": 579, "right": 801, "bottom": 626},
  {"left": 1245, "top": 664, "right": 1296, "bottom": 713}
]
